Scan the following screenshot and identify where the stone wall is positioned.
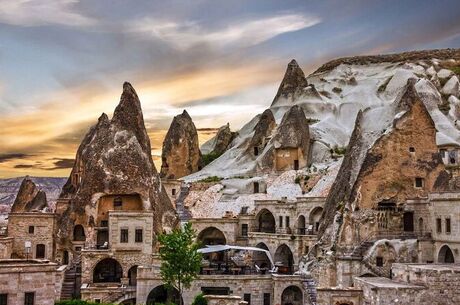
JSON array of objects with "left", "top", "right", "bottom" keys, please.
[
  {"left": 0, "top": 237, "right": 13, "bottom": 259},
  {"left": 316, "top": 287, "right": 363, "bottom": 305},
  {"left": 108, "top": 211, "right": 154, "bottom": 254},
  {"left": 0, "top": 259, "right": 64, "bottom": 305},
  {"left": 7, "top": 212, "right": 55, "bottom": 260}
]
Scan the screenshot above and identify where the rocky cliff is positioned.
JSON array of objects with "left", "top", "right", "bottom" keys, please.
[
  {"left": 201, "top": 123, "right": 237, "bottom": 156},
  {"left": 57, "top": 82, "right": 177, "bottom": 243},
  {"left": 160, "top": 110, "right": 202, "bottom": 179},
  {"left": 11, "top": 176, "right": 48, "bottom": 212}
]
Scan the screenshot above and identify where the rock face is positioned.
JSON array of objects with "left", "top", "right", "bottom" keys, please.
[
  {"left": 248, "top": 109, "right": 276, "bottom": 152},
  {"left": 160, "top": 110, "right": 202, "bottom": 179},
  {"left": 58, "top": 82, "right": 176, "bottom": 244},
  {"left": 259, "top": 106, "right": 311, "bottom": 170},
  {"left": 201, "top": 123, "right": 236, "bottom": 156},
  {"left": 273, "top": 105, "right": 310, "bottom": 153},
  {"left": 11, "top": 177, "right": 48, "bottom": 212},
  {"left": 271, "top": 59, "right": 308, "bottom": 106},
  {"left": 319, "top": 80, "right": 445, "bottom": 246}
]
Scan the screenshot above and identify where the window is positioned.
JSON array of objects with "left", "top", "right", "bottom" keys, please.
[
  {"left": 294, "top": 160, "right": 299, "bottom": 170},
  {"left": 113, "top": 197, "right": 122, "bottom": 209},
  {"left": 446, "top": 218, "right": 451, "bottom": 234},
  {"left": 135, "top": 229, "right": 143, "bottom": 243},
  {"left": 253, "top": 182, "right": 260, "bottom": 193},
  {"left": 240, "top": 206, "right": 249, "bottom": 214},
  {"left": 35, "top": 244, "right": 45, "bottom": 259},
  {"left": 172, "top": 188, "right": 176, "bottom": 196},
  {"left": 94, "top": 299, "right": 101, "bottom": 304},
  {"left": 285, "top": 216, "right": 290, "bottom": 228},
  {"left": 304, "top": 246, "right": 309, "bottom": 254},
  {"left": 376, "top": 256, "right": 383, "bottom": 267},
  {"left": 279, "top": 216, "right": 283, "bottom": 228},
  {"left": 244, "top": 294, "right": 251, "bottom": 305},
  {"left": 254, "top": 146, "right": 259, "bottom": 156},
  {"left": 263, "top": 293, "right": 271, "bottom": 305},
  {"left": 24, "top": 292, "right": 34, "bottom": 305},
  {"left": 100, "top": 220, "right": 108, "bottom": 227},
  {"left": 120, "top": 229, "right": 129, "bottom": 243},
  {"left": 415, "top": 177, "right": 424, "bottom": 188},
  {"left": 437, "top": 218, "right": 442, "bottom": 233},
  {"left": 409, "top": 147, "right": 415, "bottom": 153},
  {"left": 28, "top": 226, "right": 34, "bottom": 234},
  {"left": 241, "top": 224, "right": 248, "bottom": 237},
  {"left": 0, "top": 294, "right": 7, "bottom": 305}
]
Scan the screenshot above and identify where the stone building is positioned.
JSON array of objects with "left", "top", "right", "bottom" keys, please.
[{"left": 0, "top": 259, "right": 65, "bottom": 305}]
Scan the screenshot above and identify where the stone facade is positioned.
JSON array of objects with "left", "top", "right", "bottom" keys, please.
[
  {"left": 7, "top": 212, "right": 55, "bottom": 260},
  {"left": 0, "top": 237, "right": 13, "bottom": 259},
  {"left": 0, "top": 259, "right": 65, "bottom": 305}
]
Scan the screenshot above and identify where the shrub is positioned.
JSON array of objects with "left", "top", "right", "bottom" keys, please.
[
  {"left": 191, "top": 293, "right": 208, "bottom": 305},
  {"left": 202, "top": 151, "right": 222, "bottom": 166},
  {"left": 332, "top": 87, "right": 342, "bottom": 94},
  {"left": 198, "top": 176, "right": 222, "bottom": 183}
]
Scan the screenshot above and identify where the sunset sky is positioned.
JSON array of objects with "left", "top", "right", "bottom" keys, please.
[{"left": 1, "top": 0, "right": 460, "bottom": 178}]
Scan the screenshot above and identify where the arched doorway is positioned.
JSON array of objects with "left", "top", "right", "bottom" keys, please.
[
  {"left": 147, "top": 285, "right": 181, "bottom": 305},
  {"left": 36, "top": 244, "right": 45, "bottom": 259},
  {"left": 281, "top": 285, "right": 303, "bottom": 305},
  {"left": 257, "top": 209, "right": 276, "bottom": 233},
  {"left": 297, "top": 215, "right": 306, "bottom": 235},
  {"left": 275, "top": 244, "right": 294, "bottom": 274},
  {"left": 197, "top": 227, "right": 226, "bottom": 245},
  {"left": 128, "top": 265, "right": 138, "bottom": 286},
  {"left": 254, "top": 242, "right": 271, "bottom": 269},
  {"left": 93, "top": 258, "right": 123, "bottom": 283},
  {"left": 438, "top": 245, "right": 455, "bottom": 263},
  {"left": 73, "top": 225, "right": 86, "bottom": 241},
  {"left": 309, "top": 207, "right": 323, "bottom": 233}
]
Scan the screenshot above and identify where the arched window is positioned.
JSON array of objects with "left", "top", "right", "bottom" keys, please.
[
  {"left": 36, "top": 244, "right": 45, "bottom": 259},
  {"left": 257, "top": 209, "right": 276, "bottom": 233},
  {"left": 297, "top": 215, "right": 306, "bottom": 234},
  {"left": 128, "top": 265, "right": 138, "bottom": 286},
  {"left": 73, "top": 225, "right": 86, "bottom": 241},
  {"left": 309, "top": 207, "right": 323, "bottom": 233}
]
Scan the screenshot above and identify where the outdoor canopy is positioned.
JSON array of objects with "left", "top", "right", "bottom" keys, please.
[{"left": 197, "top": 245, "right": 275, "bottom": 269}]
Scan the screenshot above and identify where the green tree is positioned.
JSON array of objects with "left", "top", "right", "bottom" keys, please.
[{"left": 158, "top": 222, "right": 202, "bottom": 305}]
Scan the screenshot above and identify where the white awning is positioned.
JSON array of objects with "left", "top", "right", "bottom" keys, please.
[{"left": 198, "top": 245, "right": 275, "bottom": 268}]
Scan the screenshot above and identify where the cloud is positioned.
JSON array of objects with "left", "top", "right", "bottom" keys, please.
[
  {"left": 128, "top": 13, "right": 321, "bottom": 50},
  {"left": 13, "top": 164, "right": 34, "bottom": 169},
  {"left": 48, "top": 158, "right": 75, "bottom": 170},
  {"left": 0, "top": 153, "right": 31, "bottom": 163},
  {"left": 0, "top": 0, "right": 95, "bottom": 27}
]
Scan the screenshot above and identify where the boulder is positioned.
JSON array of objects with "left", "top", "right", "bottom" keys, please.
[
  {"left": 11, "top": 177, "right": 48, "bottom": 212},
  {"left": 160, "top": 110, "right": 202, "bottom": 179}
]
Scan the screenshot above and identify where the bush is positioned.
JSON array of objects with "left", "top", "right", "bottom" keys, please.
[
  {"left": 55, "top": 300, "right": 114, "bottom": 305},
  {"left": 191, "top": 294, "right": 208, "bottom": 305},
  {"left": 198, "top": 176, "right": 222, "bottom": 183},
  {"left": 202, "top": 151, "right": 222, "bottom": 166}
]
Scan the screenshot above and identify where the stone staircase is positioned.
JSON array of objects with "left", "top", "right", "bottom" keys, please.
[
  {"left": 176, "top": 184, "right": 192, "bottom": 222},
  {"left": 60, "top": 253, "right": 81, "bottom": 300},
  {"left": 302, "top": 274, "right": 318, "bottom": 305}
]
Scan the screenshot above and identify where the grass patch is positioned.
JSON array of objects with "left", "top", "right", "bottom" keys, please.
[{"left": 199, "top": 176, "right": 222, "bottom": 183}]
